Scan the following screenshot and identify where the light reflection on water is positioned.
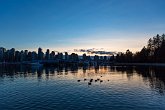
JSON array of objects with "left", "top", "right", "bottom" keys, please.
[{"left": 0, "top": 65, "right": 165, "bottom": 110}]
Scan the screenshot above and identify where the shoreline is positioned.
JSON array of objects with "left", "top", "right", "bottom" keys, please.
[{"left": 1, "top": 62, "right": 165, "bottom": 67}]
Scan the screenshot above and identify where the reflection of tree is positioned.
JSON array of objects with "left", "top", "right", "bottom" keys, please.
[
  {"left": 110, "top": 66, "right": 165, "bottom": 95},
  {"left": 114, "top": 66, "right": 134, "bottom": 80},
  {"left": 135, "top": 66, "right": 165, "bottom": 95}
]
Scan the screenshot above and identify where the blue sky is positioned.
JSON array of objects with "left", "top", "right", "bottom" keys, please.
[{"left": 0, "top": 0, "right": 165, "bottom": 52}]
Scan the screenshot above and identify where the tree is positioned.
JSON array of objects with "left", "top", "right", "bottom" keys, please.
[{"left": 125, "top": 49, "right": 133, "bottom": 63}]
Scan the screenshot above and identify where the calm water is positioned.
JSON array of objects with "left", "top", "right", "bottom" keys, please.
[{"left": 0, "top": 65, "right": 165, "bottom": 110}]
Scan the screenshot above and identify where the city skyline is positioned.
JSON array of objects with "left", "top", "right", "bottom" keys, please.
[{"left": 0, "top": 0, "right": 165, "bottom": 52}]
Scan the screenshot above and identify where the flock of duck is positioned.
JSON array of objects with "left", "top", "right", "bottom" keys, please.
[{"left": 77, "top": 76, "right": 110, "bottom": 85}]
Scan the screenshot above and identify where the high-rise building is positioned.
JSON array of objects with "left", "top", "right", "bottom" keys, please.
[
  {"left": 58, "top": 53, "right": 63, "bottom": 59},
  {"left": 27, "top": 52, "right": 32, "bottom": 61},
  {"left": 70, "top": 53, "right": 78, "bottom": 61},
  {"left": 9, "top": 48, "right": 15, "bottom": 62},
  {"left": 83, "top": 54, "right": 86, "bottom": 61},
  {"left": 87, "top": 55, "right": 91, "bottom": 61},
  {"left": 38, "top": 47, "right": 44, "bottom": 60},
  {"left": 45, "top": 49, "right": 50, "bottom": 60},
  {"left": 15, "top": 51, "right": 21, "bottom": 62},
  {"left": 94, "top": 55, "right": 99, "bottom": 61},
  {"left": 65, "top": 52, "right": 68, "bottom": 60},
  {"left": 24, "top": 50, "right": 28, "bottom": 61},
  {"left": 50, "top": 51, "right": 55, "bottom": 60},
  {"left": 100, "top": 56, "right": 103, "bottom": 61},
  {"left": 32, "top": 51, "right": 37, "bottom": 61},
  {"left": 104, "top": 56, "right": 107, "bottom": 61},
  {"left": 20, "top": 51, "right": 24, "bottom": 62},
  {"left": 0, "top": 47, "right": 6, "bottom": 62}
]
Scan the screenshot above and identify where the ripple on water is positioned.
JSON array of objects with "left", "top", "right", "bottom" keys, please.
[{"left": 0, "top": 66, "right": 165, "bottom": 110}]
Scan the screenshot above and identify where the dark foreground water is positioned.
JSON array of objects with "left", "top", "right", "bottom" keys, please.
[{"left": 0, "top": 65, "right": 165, "bottom": 110}]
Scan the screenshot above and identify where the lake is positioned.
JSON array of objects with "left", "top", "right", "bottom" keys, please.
[{"left": 0, "top": 65, "right": 165, "bottom": 110}]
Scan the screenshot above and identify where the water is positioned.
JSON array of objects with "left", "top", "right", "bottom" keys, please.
[{"left": 0, "top": 65, "right": 165, "bottom": 110}]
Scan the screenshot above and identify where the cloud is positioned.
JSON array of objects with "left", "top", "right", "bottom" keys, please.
[{"left": 74, "top": 48, "right": 116, "bottom": 56}]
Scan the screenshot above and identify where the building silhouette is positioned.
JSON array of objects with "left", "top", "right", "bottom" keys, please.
[
  {"left": 38, "top": 47, "right": 44, "bottom": 60},
  {"left": 45, "top": 49, "right": 50, "bottom": 60},
  {"left": 0, "top": 47, "right": 113, "bottom": 66}
]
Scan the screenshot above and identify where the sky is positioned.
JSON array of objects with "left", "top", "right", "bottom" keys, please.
[{"left": 0, "top": 0, "right": 165, "bottom": 53}]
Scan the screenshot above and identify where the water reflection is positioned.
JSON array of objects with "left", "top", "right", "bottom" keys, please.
[
  {"left": 0, "top": 64, "right": 165, "bottom": 95},
  {"left": 112, "top": 66, "right": 165, "bottom": 95}
]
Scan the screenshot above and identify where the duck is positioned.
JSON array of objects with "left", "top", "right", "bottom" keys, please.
[
  {"left": 77, "top": 80, "right": 81, "bottom": 82},
  {"left": 97, "top": 78, "right": 100, "bottom": 81},
  {"left": 90, "top": 79, "right": 93, "bottom": 82},
  {"left": 88, "top": 82, "right": 91, "bottom": 85}
]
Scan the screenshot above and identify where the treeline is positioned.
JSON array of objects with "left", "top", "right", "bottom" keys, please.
[{"left": 113, "top": 34, "right": 165, "bottom": 63}]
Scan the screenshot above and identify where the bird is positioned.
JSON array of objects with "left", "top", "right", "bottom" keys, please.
[
  {"left": 95, "top": 80, "right": 97, "bottom": 82},
  {"left": 90, "top": 79, "right": 93, "bottom": 82},
  {"left": 100, "top": 80, "right": 103, "bottom": 83},
  {"left": 84, "top": 78, "right": 87, "bottom": 81},
  {"left": 88, "top": 82, "right": 91, "bottom": 85},
  {"left": 101, "top": 76, "right": 103, "bottom": 77},
  {"left": 77, "top": 80, "right": 81, "bottom": 82},
  {"left": 107, "top": 80, "right": 110, "bottom": 81}
]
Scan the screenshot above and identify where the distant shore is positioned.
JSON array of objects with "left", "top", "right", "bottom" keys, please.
[{"left": 1, "top": 62, "right": 165, "bottom": 67}]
